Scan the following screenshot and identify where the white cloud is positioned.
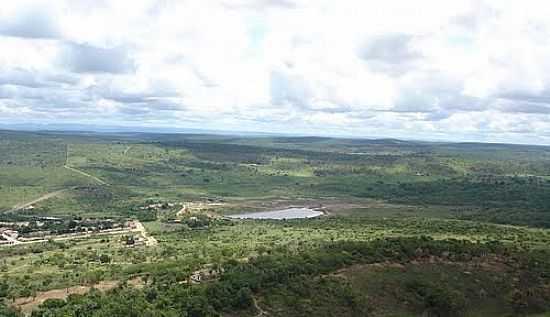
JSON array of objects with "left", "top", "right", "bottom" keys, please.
[{"left": 1, "top": 0, "right": 550, "bottom": 144}]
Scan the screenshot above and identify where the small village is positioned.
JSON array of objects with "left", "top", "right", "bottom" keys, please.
[
  {"left": 0, "top": 216, "right": 143, "bottom": 247},
  {"left": 0, "top": 199, "right": 205, "bottom": 248}
]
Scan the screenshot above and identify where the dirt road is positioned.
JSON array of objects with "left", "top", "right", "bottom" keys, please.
[
  {"left": 1, "top": 232, "right": 20, "bottom": 245},
  {"left": 8, "top": 189, "right": 68, "bottom": 212},
  {"left": 134, "top": 220, "right": 158, "bottom": 246},
  {"left": 64, "top": 165, "right": 109, "bottom": 185},
  {"left": 14, "top": 281, "right": 119, "bottom": 315},
  {"left": 123, "top": 145, "right": 133, "bottom": 155}
]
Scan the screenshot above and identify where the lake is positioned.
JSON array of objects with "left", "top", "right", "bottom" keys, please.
[{"left": 227, "top": 207, "right": 323, "bottom": 220}]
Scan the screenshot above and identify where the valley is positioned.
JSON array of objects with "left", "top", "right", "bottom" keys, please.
[{"left": 1, "top": 130, "right": 550, "bottom": 316}]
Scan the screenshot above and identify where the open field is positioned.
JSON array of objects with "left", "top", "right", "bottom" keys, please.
[{"left": 1, "top": 130, "right": 550, "bottom": 316}]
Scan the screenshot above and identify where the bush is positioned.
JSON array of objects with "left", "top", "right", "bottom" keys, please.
[
  {"left": 233, "top": 287, "right": 253, "bottom": 309},
  {"left": 40, "top": 298, "right": 66, "bottom": 309},
  {"left": 405, "top": 280, "right": 466, "bottom": 316},
  {"left": 0, "top": 303, "right": 19, "bottom": 317},
  {"left": 99, "top": 254, "right": 111, "bottom": 264}
]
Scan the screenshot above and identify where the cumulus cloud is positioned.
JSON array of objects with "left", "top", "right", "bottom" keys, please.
[
  {"left": 60, "top": 43, "right": 136, "bottom": 74},
  {"left": 0, "top": 6, "right": 60, "bottom": 39},
  {"left": 0, "top": 68, "right": 78, "bottom": 89},
  {"left": 359, "top": 33, "right": 422, "bottom": 75},
  {"left": 1, "top": 0, "right": 550, "bottom": 144}
]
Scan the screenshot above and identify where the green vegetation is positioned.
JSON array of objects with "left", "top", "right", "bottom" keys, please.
[
  {"left": 1, "top": 130, "right": 550, "bottom": 316},
  {"left": 17, "top": 237, "right": 550, "bottom": 316}
]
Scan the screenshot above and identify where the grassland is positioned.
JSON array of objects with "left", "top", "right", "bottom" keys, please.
[{"left": 1, "top": 130, "right": 550, "bottom": 316}]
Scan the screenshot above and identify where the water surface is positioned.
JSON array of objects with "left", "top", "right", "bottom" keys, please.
[{"left": 227, "top": 207, "right": 323, "bottom": 220}]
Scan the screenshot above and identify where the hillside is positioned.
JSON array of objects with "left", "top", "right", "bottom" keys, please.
[{"left": 0, "top": 130, "right": 549, "bottom": 316}]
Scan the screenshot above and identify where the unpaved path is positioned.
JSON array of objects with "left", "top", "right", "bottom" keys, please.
[
  {"left": 123, "top": 145, "right": 133, "bottom": 155},
  {"left": 1, "top": 232, "right": 20, "bottom": 245},
  {"left": 13, "top": 277, "right": 145, "bottom": 315},
  {"left": 8, "top": 188, "right": 68, "bottom": 212},
  {"left": 14, "top": 281, "right": 118, "bottom": 315},
  {"left": 64, "top": 143, "right": 108, "bottom": 185},
  {"left": 134, "top": 220, "right": 158, "bottom": 246},
  {"left": 253, "top": 296, "right": 268, "bottom": 317},
  {"left": 176, "top": 204, "right": 188, "bottom": 217},
  {"left": 64, "top": 165, "right": 109, "bottom": 185}
]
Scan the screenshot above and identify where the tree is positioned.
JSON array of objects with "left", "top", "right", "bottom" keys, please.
[
  {"left": 85, "top": 270, "right": 103, "bottom": 287},
  {"left": 233, "top": 287, "right": 253, "bottom": 309},
  {"left": 41, "top": 298, "right": 66, "bottom": 309},
  {"left": 187, "top": 296, "right": 211, "bottom": 317},
  {"left": 99, "top": 254, "right": 111, "bottom": 264},
  {"left": 0, "top": 282, "right": 9, "bottom": 298},
  {"left": 0, "top": 303, "right": 19, "bottom": 317}
]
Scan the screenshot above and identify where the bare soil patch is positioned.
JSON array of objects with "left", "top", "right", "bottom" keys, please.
[
  {"left": 12, "top": 277, "right": 144, "bottom": 315},
  {"left": 13, "top": 281, "right": 117, "bottom": 315}
]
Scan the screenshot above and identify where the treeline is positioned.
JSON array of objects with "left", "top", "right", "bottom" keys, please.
[
  {"left": 312, "top": 176, "right": 550, "bottom": 227},
  {"left": 19, "top": 237, "right": 550, "bottom": 316},
  {"left": 389, "top": 179, "right": 550, "bottom": 206}
]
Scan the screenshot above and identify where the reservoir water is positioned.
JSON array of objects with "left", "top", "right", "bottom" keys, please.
[{"left": 227, "top": 207, "right": 323, "bottom": 220}]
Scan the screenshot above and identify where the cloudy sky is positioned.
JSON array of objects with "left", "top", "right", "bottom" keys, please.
[{"left": 1, "top": 1, "right": 550, "bottom": 144}]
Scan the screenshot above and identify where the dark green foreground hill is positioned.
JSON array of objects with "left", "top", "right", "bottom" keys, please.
[{"left": 3, "top": 237, "right": 549, "bottom": 317}]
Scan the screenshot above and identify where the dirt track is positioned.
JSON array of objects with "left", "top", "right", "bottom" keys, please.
[
  {"left": 123, "top": 145, "right": 133, "bottom": 155},
  {"left": 134, "top": 220, "right": 158, "bottom": 246},
  {"left": 7, "top": 164, "right": 108, "bottom": 212},
  {"left": 8, "top": 189, "right": 68, "bottom": 212},
  {"left": 64, "top": 165, "right": 109, "bottom": 185},
  {"left": 12, "top": 277, "right": 148, "bottom": 315},
  {"left": 14, "top": 281, "right": 117, "bottom": 315}
]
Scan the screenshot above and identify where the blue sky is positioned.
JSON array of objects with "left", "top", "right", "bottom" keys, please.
[{"left": 1, "top": 1, "right": 550, "bottom": 144}]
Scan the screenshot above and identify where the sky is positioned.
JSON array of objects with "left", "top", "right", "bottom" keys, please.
[{"left": 1, "top": 1, "right": 550, "bottom": 144}]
